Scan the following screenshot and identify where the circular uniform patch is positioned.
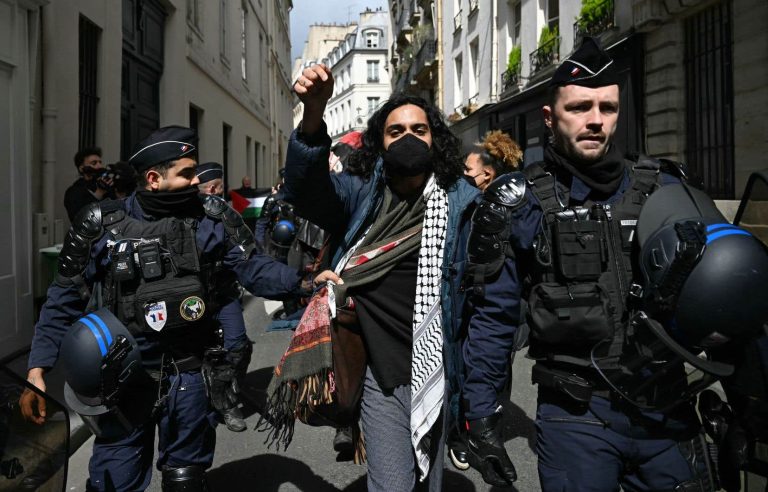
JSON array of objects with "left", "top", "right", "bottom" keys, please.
[{"left": 180, "top": 296, "right": 206, "bottom": 321}]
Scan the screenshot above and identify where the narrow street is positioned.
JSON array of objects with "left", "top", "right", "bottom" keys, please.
[{"left": 66, "top": 294, "right": 540, "bottom": 491}]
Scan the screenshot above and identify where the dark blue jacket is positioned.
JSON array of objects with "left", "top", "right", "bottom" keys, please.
[
  {"left": 29, "top": 193, "right": 303, "bottom": 370},
  {"left": 282, "top": 126, "right": 480, "bottom": 420},
  {"left": 463, "top": 165, "right": 680, "bottom": 420}
]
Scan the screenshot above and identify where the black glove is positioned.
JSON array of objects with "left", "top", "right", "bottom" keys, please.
[
  {"left": 467, "top": 411, "right": 517, "bottom": 487},
  {"left": 202, "top": 348, "right": 238, "bottom": 412}
]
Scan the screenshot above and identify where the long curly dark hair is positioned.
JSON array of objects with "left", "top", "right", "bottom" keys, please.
[{"left": 346, "top": 94, "right": 464, "bottom": 189}]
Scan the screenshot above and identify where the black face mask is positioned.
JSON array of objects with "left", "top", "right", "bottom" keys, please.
[
  {"left": 382, "top": 133, "right": 433, "bottom": 177},
  {"left": 136, "top": 187, "right": 204, "bottom": 218},
  {"left": 463, "top": 173, "right": 482, "bottom": 188}
]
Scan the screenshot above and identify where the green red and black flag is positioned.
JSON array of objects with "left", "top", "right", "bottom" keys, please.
[{"left": 230, "top": 189, "right": 269, "bottom": 219}]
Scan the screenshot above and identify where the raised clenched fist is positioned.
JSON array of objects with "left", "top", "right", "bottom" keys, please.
[{"left": 294, "top": 64, "right": 334, "bottom": 110}]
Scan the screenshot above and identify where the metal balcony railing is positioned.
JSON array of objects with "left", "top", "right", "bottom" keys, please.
[
  {"left": 409, "top": 39, "right": 437, "bottom": 84},
  {"left": 573, "top": 0, "right": 615, "bottom": 46},
  {"left": 529, "top": 36, "right": 561, "bottom": 75},
  {"left": 502, "top": 67, "right": 521, "bottom": 91},
  {"left": 469, "top": 0, "right": 478, "bottom": 15},
  {"left": 453, "top": 10, "right": 462, "bottom": 31}
]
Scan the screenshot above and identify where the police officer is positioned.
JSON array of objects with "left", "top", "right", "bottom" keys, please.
[
  {"left": 463, "top": 38, "right": 714, "bottom": 490},
  {"left": 255, "top": 169, "right": 297, "bottom": 262},
  {"left": 195, "top": 161, "right": 251, "bottom": 433},
  {"left": 21, "top": 126, "right": 307, "bottom": 491},
  {"left": 195, "top": 161, "right": 225, "bottom": 197}
]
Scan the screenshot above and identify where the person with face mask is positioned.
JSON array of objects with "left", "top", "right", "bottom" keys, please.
[
  {"left": 64, "top": 146, "right": 115, "bottom": 221},
  {"left": 463, "top": 130, "right": 522, "bottom": 192},
  {"left": 445, "top": 130, "right": 524, "bottom": 471},
  {"left": 21, "top": 126, "right": 311, "bottom": 491},
  {"left": 280, "top": 64, "right": 482, "bottom": 491}
]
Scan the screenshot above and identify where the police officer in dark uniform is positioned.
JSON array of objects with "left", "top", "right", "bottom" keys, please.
[
  {"left": 463, "top": 38, "right": 716, "bottom": 490},
  {"left": 255, "top": 169, "right": 297, "bottom": 262},
  {"left": 194, "top": 161, "right": 251, "bottom": 433},
  {"left": 20, "top": 126, "right": 307, "bottom": 491}
]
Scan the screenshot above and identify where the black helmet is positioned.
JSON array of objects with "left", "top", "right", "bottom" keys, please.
[
  {"left": 592, "top": 184, "right": 768, "bottom": 411},
  {"left": 60, "top": 308, "right": 153, "bottom": 438},
  {"left": 637, "top": 184, "right": 768, "bottom": 346},
  {"left": 271, "top": 219, "right": 296, "bottom": 247}
]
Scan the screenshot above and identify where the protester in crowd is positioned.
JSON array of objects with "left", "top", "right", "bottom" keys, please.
[
  {"left": 448, "top": 129, "right": 523, "bottom": 472},
  {"left": 279, "top": 64, "right": 489, "bottom": 491},
  {"left": 463, "top": 130, "right": 522, "bottom": 191},
  {"left": 64, "top": 146, "right": 114, "bottom": 221},
  {"left": 231, "top": 175, "right": 260, "bottom": 233}
]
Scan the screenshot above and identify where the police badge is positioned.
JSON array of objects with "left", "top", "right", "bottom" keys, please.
[
  {"left": 144, "top": 301, "right": 168, "bottom": 331},
  {"left": 180, "top": 296, "right": 206, "bottom": 321}
]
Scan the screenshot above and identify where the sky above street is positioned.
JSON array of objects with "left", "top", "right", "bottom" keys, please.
[{"left": 290, "top": 0, "right": 389, "bottom": 61}]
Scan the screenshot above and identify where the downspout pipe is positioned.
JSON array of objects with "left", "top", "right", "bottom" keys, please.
[
  {"left": 41, "top": 4, "right": 56, "bottom": 225},
  {"left": 491, "top": 0, "right": 498, "bottom": 103}
]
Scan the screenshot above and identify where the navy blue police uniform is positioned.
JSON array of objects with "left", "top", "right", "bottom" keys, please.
[
  {"left": 195, "top": 161, "right": 253, "bottom": 433},
  {"left": 195, "top": 161, "right": 250, "bottom": 353},
  {"left": 28, "top": 127, "right": 304, "bottom": 491},
  {"left": 463, "top": 39, "right": 713, "bottom": 491}
]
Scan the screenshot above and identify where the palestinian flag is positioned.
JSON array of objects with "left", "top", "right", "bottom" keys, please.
[{"left": 230, "top": 189, "right": 269, "bottom": 219}]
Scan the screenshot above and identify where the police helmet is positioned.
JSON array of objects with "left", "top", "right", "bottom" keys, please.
[
  {"left": 637, "top": 184, "right": 768, "bottom": 346},
  {"left": 271, "top": 219, "right": 296, "bottom": 247},
  {"left": 592, "top": 184, "right": 768, "bottom": 411},
  {"left": 60, "top": 308, "right": 154, "bottom": 438}
]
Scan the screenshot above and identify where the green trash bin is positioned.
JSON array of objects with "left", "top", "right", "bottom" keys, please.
[{"left": 38, "top": 244, "right": 62, "bottom": 294}]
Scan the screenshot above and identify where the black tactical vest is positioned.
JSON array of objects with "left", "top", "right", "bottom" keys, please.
[
  {"left": 522, "top": 157, "right": 665, "bottom": 367},
  {"left": 98, "top": 202, "right": 219, "bottom": 358}
]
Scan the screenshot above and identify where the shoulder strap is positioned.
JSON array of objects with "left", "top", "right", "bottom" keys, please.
[
  {"left": 628, "top": 154, "right": 662, "bottom": 196},
  {"left": 523, "top": 161, "right": 566, "bottom": 217}
]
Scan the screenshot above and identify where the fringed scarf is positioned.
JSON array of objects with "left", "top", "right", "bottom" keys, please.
[{"left": 258, "top": 287, "right": 335, "bottom": 450}]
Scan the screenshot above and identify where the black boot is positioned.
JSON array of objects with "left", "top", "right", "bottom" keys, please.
[
  {"left": 467, "top": 412, "right": 517, "bottom": 486},
  {"left": 223, "top": 406, "right": 247, "bottom": 432},
  {"left": 333, "top": 427, "right": 354, "bottom": 453},
  {"left": 447, "top": 428, "right": 470, "bottom": 471}
]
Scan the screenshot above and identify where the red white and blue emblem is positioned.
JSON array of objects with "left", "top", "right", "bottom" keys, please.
[{"left": 144, "top": 301, "right": 168, "bottom": 331}]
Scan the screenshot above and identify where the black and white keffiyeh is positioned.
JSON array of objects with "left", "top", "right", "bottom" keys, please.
[{"left": 410, "top": 176, "right": 448, "bottom": 480}]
